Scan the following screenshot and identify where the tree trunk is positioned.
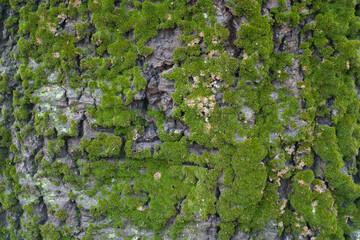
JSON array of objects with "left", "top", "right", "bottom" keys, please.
[{"left": 0, "top": 0, "right": 360, "bottom": 239}]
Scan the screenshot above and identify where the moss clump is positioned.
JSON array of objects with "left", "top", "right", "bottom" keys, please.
[
  {"left": 54, "top": 209, "right": 67, "bottom": 222},
  {"left": 217, "top": 140, "right": 268, "bottom": 231},
  {"left": 156, "top": 141, "right": 189, "bottom": 163},
  {"left": 80, "top": 133, "right": 123, "bottom": 160},
  {"left": 289, "top": 170, "right": 338, "bottom": 238}
]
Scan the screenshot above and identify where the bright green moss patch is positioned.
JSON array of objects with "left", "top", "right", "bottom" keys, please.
[
  {"left": 156, "top": 141, "right": 189, "bottom": 163},
  {"left": 80, "top": 133, "right": 123, "bottom": 160},
  {"left": 217, "top": 140, "right": 268, "bottom": 231},
  {"left": 289, "top": 171, "right": 338, "bottom": 237}
]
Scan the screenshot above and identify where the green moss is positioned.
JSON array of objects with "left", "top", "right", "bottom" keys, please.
[
  {"left": 217, "top": 140, "right": 268, "bottom": 231},
  {"left": 39, "top": 224, "right": 64, "bottom": 240},
  {"left": 14, "top": 107, "right": 29, "bottom": 121},
  {"left": 156, "top": 141, "right": 189, "bottom": 163},
  {"left": 90, "top": 93, "right": 133, "bottom": 129},
  {"left": 289, "top": 170, "right": 339, "bottom": 238},
  {"left": 46, "top": 138, "right": 64, "bottom": 159},
  {"left": 54, "top": 209, "right": 68, "bottom": 222},
  {"left": 80, "top": 133, "right": 123, "bottom": 160},
  {"left": 0, "top": 74, "right": 10, "bottom": 94},
  {"left": 58, "top": 114, "right": 68, "bottom": 124},
  {"left": 69, "top": 120, "right": 78, "bottom": 137},
  {"left": 217, "top": 222, "right": 235, "bottom": 240}
]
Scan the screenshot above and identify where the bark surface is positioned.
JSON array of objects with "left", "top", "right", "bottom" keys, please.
[{"left": 0, "top": 0, "right": 360, "bottom": 239}]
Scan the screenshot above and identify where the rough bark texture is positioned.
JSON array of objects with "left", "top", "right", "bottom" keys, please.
[{"left": 1, "top": 0, "right": 360, "bottom": 239}]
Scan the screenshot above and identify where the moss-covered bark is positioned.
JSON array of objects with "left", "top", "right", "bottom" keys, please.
[{"left": 0, "top": 0, "right": 360, "bottom": 239}]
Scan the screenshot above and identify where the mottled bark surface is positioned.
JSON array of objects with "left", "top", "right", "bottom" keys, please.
[{"left": 0, "top": 0, "right": 360, "bottom": 239}]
